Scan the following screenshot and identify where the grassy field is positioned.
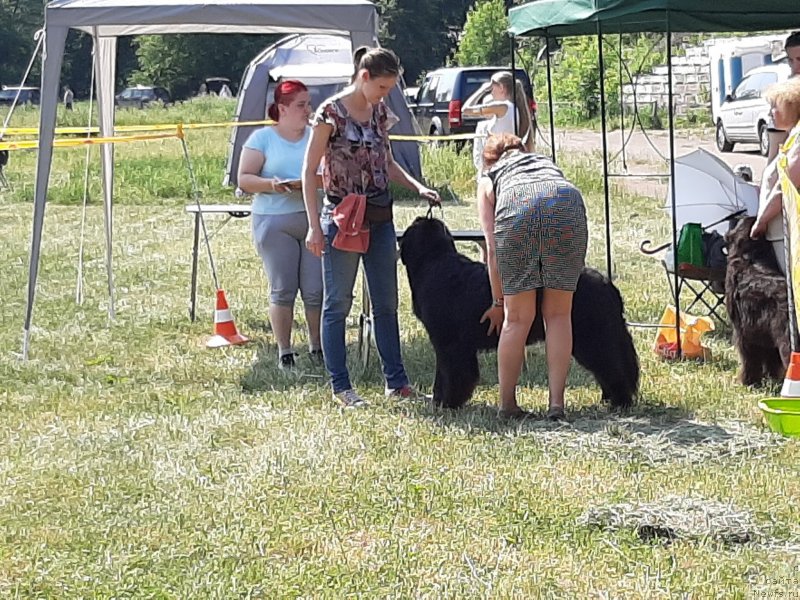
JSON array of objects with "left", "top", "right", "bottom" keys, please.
[{"left": 1, "top": 101, "right": 799, "bottom": 597}]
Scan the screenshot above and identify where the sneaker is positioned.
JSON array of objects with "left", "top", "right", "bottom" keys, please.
[
  {"left": 278, "top": 352, "right": 296, "bottom": 370},
  {"left": 334, "top": 389, "right": 368, "bottom": 408},
  {"left": 309, "top": 348, "right": 324, "bottom": 365},
  {"left": 385, "top": 384, "right": 429, "bottom": 400}
]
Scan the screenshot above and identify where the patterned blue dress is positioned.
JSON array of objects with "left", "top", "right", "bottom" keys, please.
[{"left": 487, "top": 151, "right": 588, "bottom": 294}]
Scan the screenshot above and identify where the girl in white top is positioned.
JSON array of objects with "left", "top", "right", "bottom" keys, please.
[{"left": 463, "top": 71, "right": 535, "bottom": 178}]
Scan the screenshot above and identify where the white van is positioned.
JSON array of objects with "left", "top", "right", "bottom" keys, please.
[{"left": 715, "top": 62, "right": 791, "bottom": 156}]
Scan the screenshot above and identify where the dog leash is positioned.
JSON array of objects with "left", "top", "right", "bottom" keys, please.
[{"left": 425, "top": 203, "right": 444, "bottom": 220}]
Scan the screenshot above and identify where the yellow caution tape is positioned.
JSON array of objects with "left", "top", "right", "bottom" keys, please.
[
  {"left": 0, "top": 120, "right": 479, "bottom": 151},
  {"left": 0, "top": 119, "right": 275, "bottom": 136},
  {"left": 0, "top": 130, "right": 178, "bottom": 152},
  {"left": 389, "top": 132, "right": 478, "bottom": 141}
]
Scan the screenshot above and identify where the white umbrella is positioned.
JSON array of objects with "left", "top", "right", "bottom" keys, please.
[{"left": 665, "top": 148, "right": 759, "bottom": 235}]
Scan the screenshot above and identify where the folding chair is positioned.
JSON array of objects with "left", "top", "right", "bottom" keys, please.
[
  {"left": 640, "top": 211, "right": 739, "bottom": 326},
  {"left": 661, "top": 261, "right": 727, "bottom": 324}
]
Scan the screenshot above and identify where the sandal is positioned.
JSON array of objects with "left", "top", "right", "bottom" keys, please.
[
  {"left": 546, "top": 406, "right": 566, "bottom": 421},
  {"left": 498, "top": 407, "right": 532, "bottom": 421}
]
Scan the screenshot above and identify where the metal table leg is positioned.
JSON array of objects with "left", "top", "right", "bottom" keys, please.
[
  {"left": 189, "top": 211, "right": 200, "bottom": 322},
  {"left": 358, "top": 268, "right": 372, "bottom": 368}
]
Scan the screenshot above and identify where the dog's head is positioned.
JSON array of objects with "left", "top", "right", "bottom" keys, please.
[
  {"left": 724, "top": 216, "right": 777, "bottom": 265},
  {"left": 399, "top": 217, "right": 458, "bottom": 270}
]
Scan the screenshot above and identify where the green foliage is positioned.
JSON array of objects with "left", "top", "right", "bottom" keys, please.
[
  {"left": 455, "top": 0, "right": 510, "bottom": 67},
  {"left": 531, "top": 34, "right": 668, "bottom": 127},
  {"left": 1, "top": 1, "right": 473, "bottom": 99},
  {"left": 376, "top": 0, "right": 470, "bottom": 83},
  {"left": 131, "top": 34, "right": 280, "bottom": 98},
  {"left": 0, "top": 0, "right": 46, "bottom": 88}
]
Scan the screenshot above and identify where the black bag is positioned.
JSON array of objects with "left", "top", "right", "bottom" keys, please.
[{"left": 702, "top": 231, "right": 727, "bottom": 270}]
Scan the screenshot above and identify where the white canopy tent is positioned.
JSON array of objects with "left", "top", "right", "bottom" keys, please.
[
  {"left": 24, "top": 0, "right": 405, "bottom": 358},
  {"left": 224, "top": 33, "right": 422, "bottom": 187}
]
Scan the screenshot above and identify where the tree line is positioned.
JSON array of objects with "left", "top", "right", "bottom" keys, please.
[
  {"left": 1, "top": 0, "right": 670, "bottom": 126},
  {"left": 0, "top": 0, "right": 481, "bottom": 99}
]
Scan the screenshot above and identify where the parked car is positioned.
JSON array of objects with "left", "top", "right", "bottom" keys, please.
[
  {"left": 403, "top": 85, "right": 419, "bottom": 105},
  {"left": 409, "top": 67, "right": 536, "bottom": 138},
  {"left": 0, "top": 86, "right": 40, "bottom": 106},
  {"left": 203, "top": 77, "right": 237, "bottom": 96},
  {"left": 115, "top": 85, "right": 171, "bottom": 109},
  {"left": 715, "top": 62, "right": 791, "bottom": 156}
]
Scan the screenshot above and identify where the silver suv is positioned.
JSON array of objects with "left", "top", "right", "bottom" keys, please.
[{"left": 715, "top": 63, "right": 791, "bottom": 156}]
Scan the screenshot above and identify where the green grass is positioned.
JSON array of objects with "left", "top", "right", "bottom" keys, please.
[{"left": 1, "top": 103, "right": 800, "bottom": 597}]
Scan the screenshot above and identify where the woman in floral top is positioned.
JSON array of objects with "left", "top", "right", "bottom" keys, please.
[{"left": 302, "top": 47, "right": 439, "bottom": 408}]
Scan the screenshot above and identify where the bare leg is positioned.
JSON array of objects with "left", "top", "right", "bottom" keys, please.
[
  {"left": 269, "top": 304, "right": 295, "bottom": 355},
  {"left": 541, "top": 289, "right": 575, "bottom": 413},
  {"left": 478, "top": 240, "right": 488, "bottom": 263},
  {"left": 498, "top": 290, "right": 538, "bottom": 412},
  {"left": 305, "top": 306, "right": 322, "bottom": 351}
]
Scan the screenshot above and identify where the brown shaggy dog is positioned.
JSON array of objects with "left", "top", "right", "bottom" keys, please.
[{"left": 724, "top": 216, "right": 791, "bottom": 385}]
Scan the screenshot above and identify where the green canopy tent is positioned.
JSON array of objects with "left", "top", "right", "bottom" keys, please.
[
  {"left": 508, "top": 0, "right": 800, "bottom": 355},
  {"left": 509, "top": 1, "right": 800, "bottom": 37}
]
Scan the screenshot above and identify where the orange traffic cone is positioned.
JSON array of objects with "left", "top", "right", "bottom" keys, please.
[
  {"left": 206, "top": 289, "right": 249, "bottom": 348},
  {"left": 781, "top": 352, "right": 800, "bottom": 397}
]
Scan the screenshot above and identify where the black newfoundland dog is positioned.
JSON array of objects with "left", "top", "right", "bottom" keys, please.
[
  {"left": 724, "top": 216, "right": 790, "bottom": 385},
  {"left": 399, "top": 217, "right": 639, "bottom": 410}
]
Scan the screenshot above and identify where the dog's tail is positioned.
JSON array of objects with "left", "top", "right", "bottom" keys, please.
[{"left": 611, "top": 284, "right": 640, "bottom": 406}]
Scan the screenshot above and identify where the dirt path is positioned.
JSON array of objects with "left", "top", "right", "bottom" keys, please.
[{"left": 540, "top": 126, "right": 769, "bottom": 199}]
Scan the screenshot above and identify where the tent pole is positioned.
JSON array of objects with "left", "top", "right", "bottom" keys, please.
[
  {"left": 510, "top": 34, "right": 518, "bottom": 136},
  {"left": 545, "top": 34, "right": 556, "bottom": 163},
  {"left": 666, "top": 17, "right": 683, "bottom": 357},
  {"left": 597, "top": 22, "right": 612, "bottom": 279},
  {"left": 782, "top": 204, "right": 799, "bottom": 352},
  {"left": 95, "top": 35, "right": 118, "bottom": 321},
  {"left": 619, "top": 31, "right": 627, "bottom": 171},
  {"left": 23, "top": 26, "right": 68, "bottom": 360}
]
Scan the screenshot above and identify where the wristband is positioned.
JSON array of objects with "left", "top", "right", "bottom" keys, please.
[{"left": 493, "top": 297, "right": 504, "bottom": 307}]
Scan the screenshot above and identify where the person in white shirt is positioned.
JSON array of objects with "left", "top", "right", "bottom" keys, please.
[
  {"left": 463, "top": 71, "right": 535, "bottom": 179},
  {"left": 463, "top": 71, "right": 536, "bottom": 261},
  {"left": 63, "top": 86, "right": 74, "bottom": 110},
  {"left": 751, "top": 77, "right": 800, "bottom": 274},
  {"left": 766, "top": 31, "right": 800, "bottom": 163}
]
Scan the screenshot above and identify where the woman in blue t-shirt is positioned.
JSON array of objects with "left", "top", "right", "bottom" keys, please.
[{"left": 239, "top": 80, "right": 322, "bottom": 370}]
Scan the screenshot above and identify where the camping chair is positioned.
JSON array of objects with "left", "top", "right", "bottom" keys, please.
[
  {"left": 660, "top": 260, "right": 727, "bottom": 323},
  {"left": 0, "top": 150, "right": 10, "bottom": 191},
  {"left": 640, "top": 212, "right": 742, "bottom": 326}
]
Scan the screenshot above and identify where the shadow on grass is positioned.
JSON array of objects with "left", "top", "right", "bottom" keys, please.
[
  {"left": 399, "top": 399, "right": 727, "bottom": 441},
  {"left": 240, "top": 339, "right": 328, "bottom": 393},
  {"left": 239, "top": 317, "right": 389, "bottom": 393},
  {"left": 392, "top": 334, "right": 745, "bottom": 446}
]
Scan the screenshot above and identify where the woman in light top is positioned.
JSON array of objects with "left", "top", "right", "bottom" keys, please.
[
  {"left": 463, "top": 71, "right": 535, "bottom": 179},
  {"left": 751, "top": 78, "right": 800, "bottom": 274},
  {"left": 238, "top": 80, "right": 323, "bottom": 370}
]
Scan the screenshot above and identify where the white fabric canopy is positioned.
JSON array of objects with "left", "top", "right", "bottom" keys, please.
[
  {"left": 23, "top": 0, "right": 389, "bottom": 358},
  {"left": 47, "top": 0, "right": 378, "bottom": 36}
]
